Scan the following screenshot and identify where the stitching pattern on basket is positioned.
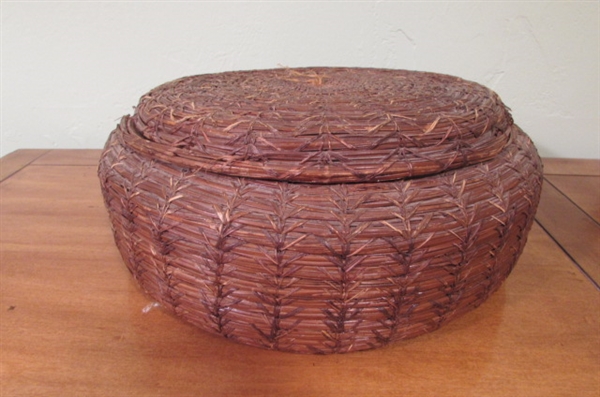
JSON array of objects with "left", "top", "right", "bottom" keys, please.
[
  {"left": 120, "top": 68, "right": 513, "bottom": 183},
  {"left": 99, "top": 124, "right": 542, "bottom": 354}
]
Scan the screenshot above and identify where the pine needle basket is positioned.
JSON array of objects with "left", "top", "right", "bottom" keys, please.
[{"left": 98, "top": 67, "right": 543, "bottom": 354}]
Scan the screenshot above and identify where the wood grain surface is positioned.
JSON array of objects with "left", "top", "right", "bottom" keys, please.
[
  {"left": 536, "top": 159, "right": 600, "bottom": 288},
  {"left": 1, "top": 150, "right": 598, "bottom": 397}
]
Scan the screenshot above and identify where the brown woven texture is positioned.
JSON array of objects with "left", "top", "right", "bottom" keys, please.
[
  {"left": 98, "top": 67, "right": 543, "bottom": 354},
  {"left": 122, "top": 68, "right": 512, "bottom": 183}
]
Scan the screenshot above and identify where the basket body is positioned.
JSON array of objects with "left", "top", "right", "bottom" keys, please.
[{"left": 98, "top": 68, "right": 542, "bottom": 353}]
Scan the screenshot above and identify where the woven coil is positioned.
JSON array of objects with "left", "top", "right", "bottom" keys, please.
[
  {"left": 123, "top": 68, "right": 512, "bottom": 183},
  {"left": 99, "top": 68, "right": 543, "bottom": 354}
]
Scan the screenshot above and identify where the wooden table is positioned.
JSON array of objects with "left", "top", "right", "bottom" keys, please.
[{"left": 1, "top": 150, "right": 599, "bottom": 396}]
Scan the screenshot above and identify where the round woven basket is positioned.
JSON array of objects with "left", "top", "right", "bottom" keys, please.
[{"left": 98, "top": 67, "right": 543, "bottom": 354}]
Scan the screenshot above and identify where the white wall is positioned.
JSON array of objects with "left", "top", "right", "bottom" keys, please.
[{"left": 2, "top": 1, "right": 599, "bottom": 159}]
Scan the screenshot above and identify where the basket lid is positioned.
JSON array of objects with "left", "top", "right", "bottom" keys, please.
[{"left": 118, "top": 67, "right": 513, "bottom": 183}]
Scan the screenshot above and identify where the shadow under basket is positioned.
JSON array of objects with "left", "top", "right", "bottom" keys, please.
[{"left": 98, "top": 67, "right": 543, "bottom": 354}]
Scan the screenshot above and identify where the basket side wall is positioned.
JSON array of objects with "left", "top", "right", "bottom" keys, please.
[{"left": 97, "top": 127, "right": 542, "bottom": 353}]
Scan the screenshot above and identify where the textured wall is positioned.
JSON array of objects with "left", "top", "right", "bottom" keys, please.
[{"left": 2, "top": 2, "right": 599, "bottom": 158}]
